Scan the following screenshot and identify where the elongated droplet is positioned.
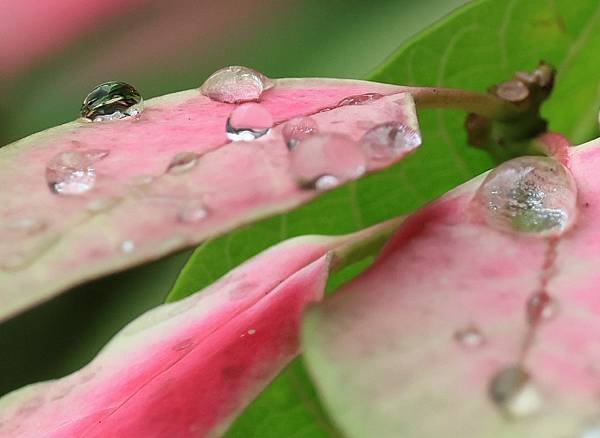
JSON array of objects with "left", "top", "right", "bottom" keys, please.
[
  {"left": 201, "top": 66, "right": 273, "bottom": 103},
  {"left": 290, "top": 133, "right": 366, "bottom": 190},
  {"left": 337, "top": 93, "right": 383, "bottom": 107},
  {"left": 473, "top": 157, "right": 577, "bottom": 235},
  {"left": 84, "top": 149, "right": 110, "bottom": 161},
  {"left": 226, "top": 103, "right": 273, "bottom": 141},
  {"left": 454, "top": 326, "right": 485, "bottom": 349},
  {"left": 527, "top": 291, "right": 556, "bottom": 325},
  {"left": 282, "top": 116, "right": 319, "bottom": 149},
  {"left": 360, "top": 121, "right": 421, "bottom": 165},
  {"left": 167, "top": 152, "right": 199, "bottom": 174},
  {"left": 80, "top": 81, "right": 143, "bottom": 121},
  {"left": 489, "top": 365, "right": 542, "bottom": 419},
  {"left": 46, "top": 151, "right": 96, "bottom": 195},
  {"left": 178, "top": 201, "right": 208, "bottom": 224}
]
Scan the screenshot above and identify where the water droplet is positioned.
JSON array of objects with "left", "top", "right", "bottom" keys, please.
[
  {"left": 201, "top": 66, "right": 273, "bottom": 103},
  {"left": 120, "top": 240, "right": 135, "bottom": 253},
  {"left": 226, "top": 103, "right": 273, "bottom": 141},
  {"left": 84, "top": 149, "right": 110, "bottom": 161},
  {"left": 526, "top": 291, "right": 556, "bottom": 325},
  {"left": 167, "top": 152, "right": 199, "bottom": 174},
  {"left": 131, "top": 175, "right": 155, "bottom": 186},
  {"left": 282, "top": 116, "right": 319, "bottom": 149},
  {"left": 177, "top": 201, "right": 208, "bottom": 224},
  {"left": 360, "top": 121, "right": 421, "bottom": 164},
  {"left": 337, "top": 93, "right": 383, "bottom": 107},
  {"left": 473, "top": 157, "right": 577, "bottom": 235},
  {"left": 80, "top": 81, "right": 143, "bottom": 121},
  {"left": 0, "top": 253, "right": 28, "bottom": 271},
  {"left": 290, "top": 133, "right": 366, "bottom": 190},
  {"left": 6, "top": 217, "right": 46, "bottom": 235},
  {"left": 86, "top": 197, "right": 118, "bottom": 213},
  {"left": 488, "top": 365, "right": 542, "bottom": 418},
  {"left": 247, "top": 329, "right": 256, "bottom": 335},
  {"left": 173, "top": 338, "right": 194, "bottom": 351},
  {"left": 46, "top": 151, "right": 96, "bottom": 195},
  {"left": 454, "top": 326, "right": 485, "bottom": 349}
]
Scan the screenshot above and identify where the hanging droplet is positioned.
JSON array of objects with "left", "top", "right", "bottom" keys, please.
[
  {"left": 360, "top": 121, "right": 421, "bottom": 165},
  {"left": 84, "top": 149, "right": 110, "bottom": 161},
  {"left": 177, "top": 200, "right": 208, "bottom": 224},
  {"left": 46, "top": 151, "right": 96, "bottom": 195},
  {"left": 473, "top": 157, "right": 577, "bottom": 236},
  {"left": 454, "top": 326, "right": 485, "bottom": 349},
  {"left": 226, "top": 103, "right": 273, "bottom": 141},
  {"left": 119, "top": 240, "right": 135, "bottom": 254},
  {"left": 290, "top": 133, "right": 366, "bottom": 190},
  {"left": 201, "top": 65, "right": 273, "bottom": 103},
  {"left": 282, "top": 116, "right": 319, "bottom": 149},
  {"left": 488, "top": 365, "right": 542, "bottom": 419},
  {"left": 167, "top": 152, "right": 200, "bottom": 174},
  {"left": 337, "top": 93, "right": 383, "bottom": 107},
  {"left": 80, "top": 81, "right": 143, "bottom": 122},
  {"left": 526, "top": 291, "right": 556, "bottom": 325}
]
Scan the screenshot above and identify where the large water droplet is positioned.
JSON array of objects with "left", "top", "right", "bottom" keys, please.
[
  {"left": 454, "top": 326, "right": 485, "bottom": 349},
  {"left": 473, "top": 157, "right": 577, "bottom": 235},
  {"left": 290, "top": 133, "right": 366, "bottom": 190},
  {"left": 46, "top": 151, "right": 96, "bottom": 195},
  {"left": 226, "top": 103, "right": 273, "bottom": 141},
  {"left": 167, "top": 152, "right": 199, "bottom": 174},
  {"left": 178, "top": 200, "right": 208, "bottom": 224},
  {"left": 201, "top": 66, "right": 273, "bottom": 103},
  {"left": 489, "top": 365, "right": 542, "bottom": 418},
  {"left": 80, "top": 81, "right": 143, "bottom": 121},
  {"left": 282, "top": 116, "right": 319, "bottom": 149},
  {"left": 360, "top": 122, "right": 421, "bottom": 165},
  {"left": 337, "top": 93, "right": 383, "bottom": 107},
  {"left": 526, "top": 291, "right": 557, "bottom": 325}
]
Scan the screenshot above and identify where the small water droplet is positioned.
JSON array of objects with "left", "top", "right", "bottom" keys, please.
[
  {"left": 526, "top": 291, "right": 556, "bottom": 324},
  {"left": 201, "top": 66, "right": 273, "bottom": 103},
  {"left": 290, "top": 133, "right": 366, "bottom": 190},
  {"left": 0, "top": 253, "right": 28, "bottom": 271},
  {"left": 84, "top": 149, "right": 110, "bottom": 161},
  {"left": 86, "top": 197, "right": 118, "bottom": 213},
  {"left": 120, "top": 240, "right": 135, "bottom": 253},
  {"left": 46, "top": 151, "right": 96, "bottom": 195},
  {"left": 6, "top": 217, "right": 46, "bottom": 235},
  {"left": 247, "top": 329, "right": 256, "bottom": 335},
  {"left": 337, "top": 93, "right": 383, "bottom": 107},
  {"left": 282, "top": 116, "right": 319, "bottom": 149},
  {"left": 177, "top": 201, "right": 208, "bottom": 223},
  {"left": 173, "top": 338, "right": 194, "bottom": 351},
  {"left": 473, "top": 157, "right": 577, "bottom": 235},
  {"left": 167, "top": 152, "right": 200, "bottom": 174},
  {"left": 454, "top": 326, "right": 485, "bottom": 349},
  {"left": 360, "top": 121, "right": 421, "bottom": 165},
  {"left": 131, "top": 175, "right": 155, "bottom": 186},
  {"left": 80, "top": 81, "right": 143, "bottom": 121},
  {"left": 226, "top": 103, "right": 273, "bottom": 141},
  {"left": 488, "top": 365, "right": 542, "bottom": 418}
]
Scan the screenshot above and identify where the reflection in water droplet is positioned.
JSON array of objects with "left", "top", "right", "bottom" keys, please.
[
  {"left": 360, "top": 122, "right": 421, "bottom": 165},
  {"left": 178, "top": 201, "right": 208, "bottom": 224},
  {"left": 454, "top": 326, "right": 485, "bottom": 349},
  {"left": 282, "top": 116, "right": 319, "bottom": 149},
  {"left": 226, "top": 103, "right": 273, "bottom": 141},
  {"left": 80, "top": 81, "right": 143, "bottom": 121},
  {"left": 173, "top": 338, "right": 194, "bottom": 351},
  {"left": 290, "top": 133, "right": 366, "bottom": 190},
  {"left": 201, "top": 66, "right": 273, "bottom": 103},
  {"left": 84, "top": 149, "right": 110, "bottom": 161},
  {"left": 46, "top": 151, "right": 96, "bottom": 195},
  {"left": 489, "top": 365, "right": 542, "bottom": 419},
  {"left": 337, "top": 93, "right": 383, "bottom": 107},
  {"left": 120, "top": 240, "right": 135, "bottom": 254},
  {"left": 167, "top": 152, "right": 200, "bottom": 174},
  {"left": 527, "top": 291, "right": 556, "bottom": 325},
  {"left": 473, "top": 157, "right": 577, "bottom": 235}
]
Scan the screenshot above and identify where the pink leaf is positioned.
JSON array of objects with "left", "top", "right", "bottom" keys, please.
[
  {"left": 303, "top": 139, "right": 600, "bottom": 437},
  {"left": 0, "top": 219, "right": 400, "bottom": 437},
  {"left": 0, "top": 77, "right": 419, "bottom": 321}
]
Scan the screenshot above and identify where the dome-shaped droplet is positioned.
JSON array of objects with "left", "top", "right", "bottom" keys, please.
[
  {"left": 178, "top": 200, "right": 208, "bottom": 223},
  {"left": 337, "top": 93, "right": 383, "bottom": 107},
  {"left": 226, "top": 103, "right": 273, "bottom": 141},
  {"left": 290, "top": 133, "right": 366, "bottom": 190},
  {"left": 488, "top": 365, "right": 542, "bottom": 419},
  {"left": 167, "top": 152, "right": 200, "bottom": 174},
  {"left": 120, "top": 240, "right": 135, "bottom": 253},
  {"left": 46, "top": 151, "right": 96, "bottom": 195},
  {"left": 454, "top": 325, "right": 485, "bottom": 349},
  {"left": 282, "top": 116, "right": 319, "bottom": 149},
  {"left": 473, "top": 157, "right": 577, "bottom": 236},
  {"left": 526, "top": 291, "right": 556, "bottom": 325},
  {"left": 80, "top": 81, "right": 143, "bottom": 122},
  {"left": 360, "top": 121, "right": 421, "bottom": 165},
  {"left": 201, "top": 66, "right": 273, "bottom": 103}
]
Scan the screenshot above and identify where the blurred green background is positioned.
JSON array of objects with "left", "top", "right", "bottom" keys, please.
[{"left": 0, "top": 0, "right": 467, "bottom": 396}]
